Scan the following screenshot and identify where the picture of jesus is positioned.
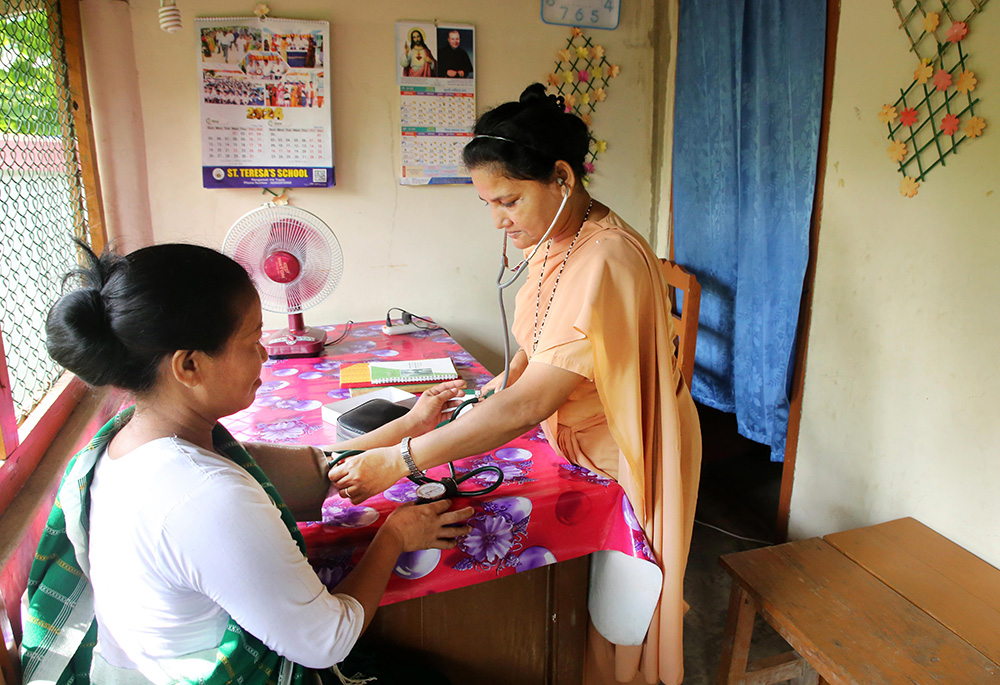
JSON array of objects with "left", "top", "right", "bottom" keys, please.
[{"left": 400, "top": 27, "right": 435, "bottom": 78}]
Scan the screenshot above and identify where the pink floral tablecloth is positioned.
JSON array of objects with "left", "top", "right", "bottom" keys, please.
[{"left": 221, "top": 321, "right": 652, "bottom": 605}]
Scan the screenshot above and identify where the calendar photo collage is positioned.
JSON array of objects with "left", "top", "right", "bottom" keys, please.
[{"left": 197, "top": 16, "right": 334, "bottom": 188}]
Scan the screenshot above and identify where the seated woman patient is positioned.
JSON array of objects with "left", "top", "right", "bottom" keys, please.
[
  {"left": 329, "top": 83, "right": 702, "bottom": 685},
  {"left": 21, "top": 242, "right": 472, "bottom": 684}
]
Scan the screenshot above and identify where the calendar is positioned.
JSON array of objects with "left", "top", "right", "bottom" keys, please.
[
  {"left": 196, "top": 16, "right": 334, "bottom": 188},
  {"left": 396, "top": 22, "right": 476, "bottom": 185}
]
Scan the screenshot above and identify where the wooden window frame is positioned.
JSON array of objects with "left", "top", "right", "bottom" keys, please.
[{"left": 0, "top": 0, "right": 106, "bottom": 515}]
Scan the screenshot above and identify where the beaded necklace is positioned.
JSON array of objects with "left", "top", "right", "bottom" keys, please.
[{"left": 532, "top": 198, "right": 593, "bottom": 354}]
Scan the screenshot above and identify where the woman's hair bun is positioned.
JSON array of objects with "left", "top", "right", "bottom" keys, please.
[
  {"left": 45, "top": 286, "right": 129, "bottom": 387},
  {"left": 519, "top": 82, "right": 564, "bottom": 112}
]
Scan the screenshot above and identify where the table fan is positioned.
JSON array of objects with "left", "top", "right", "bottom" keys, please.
[{"left": 223, "top": 204, "right": 343, "bottom": 358}]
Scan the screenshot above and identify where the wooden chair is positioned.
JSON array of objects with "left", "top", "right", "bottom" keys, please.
[{"left": 659, "top": 259, "right": 701, "bottom": 386}]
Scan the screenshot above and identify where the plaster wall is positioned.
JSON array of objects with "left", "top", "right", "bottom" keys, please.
[{"left": 790, "top": 1, "right": 1000, "bottom": 565}]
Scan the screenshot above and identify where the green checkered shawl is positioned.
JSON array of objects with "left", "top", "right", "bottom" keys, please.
[{"left": 20, "top": 407, "right": 308, "bottom": 685}]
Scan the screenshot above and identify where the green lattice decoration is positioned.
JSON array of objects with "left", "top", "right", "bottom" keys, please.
[
  {"left": 882, "top": 0, "right": 989, "bottom": 197},
  {"left": 545, "top": 28, "right": 620, "bottom": 181}
]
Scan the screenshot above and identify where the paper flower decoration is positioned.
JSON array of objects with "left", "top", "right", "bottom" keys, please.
[
  {"left": 576, "top": 45, "right": 590, "bottom": 59},
  {"left": 578, "top": 69, "right": 590, "bottom": 82},
  {"left": 590, "top": 66, "right": 603, "bottom": 80},
  {"left": 933, "top": 69, "right": 952, "bottom": 91},
  {"left": 887, "top": 140, "right": 907, "bottom": 162},
  {"left": 914, "top": 61, "right": 933, "bottom": 85},
  {"left": 595, "top": 139, "right": 607, "bottom": 154},
  {"left": 940, "top": 113, "right": 960, "bottom": 135},
  {"left": 584, "top": 162, "right": 595, "bottom": 174},
  {"left": 955, "top": 70, "right": 977, "bottom": 94},
  {"left": 571, "top": 27, "right": 583, "bottom": 38},
  {"left": 899, "top": 107, "right": 918, "bottom": 127},
  {"left": 594, "top": 87, "right": 607, "bottom": 103},
  {"left": 547, "top": 73, "right": 561, "bottom": 87},
  {"left": 965, "top": 116, "right": 986, "bottom": 138},
  {"left": 878, "top": 104, "right": 898, "bottom": 124},
  {"left": 923, "top": 12, "right": 939, "bottom": 33},
  {"left": 946, "top": 21, "right": 968, "bottom": 43},
  {"left": 253, "top": 3, "right": 270, "bottom": 18},
  {"left": 607, "top": 64, "right": 620, "bottom": 78},
  {"left": 581, "top": 113, "right": 592, "bottom": 126},
  {"left": 558, "top": 48, "right": 572, "bottom": 62},
  {"left": 899, "top": 176, "right": 919, "bottom": 198},
  {"left": 562, "top": 69, "right": 575, "bottom": 84},
  {"left": 564, "top": 93, "right": 577, "bottom": 108},
  {"left": 580, "top": 92, "right": 591, "bottom": 105},
  {"left": 591, "top": 45, "right": 605, "bottom": 59}
]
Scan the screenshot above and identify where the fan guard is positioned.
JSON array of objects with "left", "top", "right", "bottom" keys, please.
[{"left": 224, "top": 204, "right": 343, "bottom": 314}]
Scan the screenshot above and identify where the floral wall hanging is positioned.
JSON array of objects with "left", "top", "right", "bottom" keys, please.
[
  {"left": 545, "top": 27, "right": 620, "bottom": 184},
  {"left": 881, "top": 0, "right": 989, "bottom": 198}
]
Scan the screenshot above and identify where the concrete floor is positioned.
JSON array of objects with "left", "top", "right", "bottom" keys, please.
[{"left": 680, "top": 408, "right": 792, "bottom": 684}]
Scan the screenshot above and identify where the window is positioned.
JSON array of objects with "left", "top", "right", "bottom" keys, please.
[{"left": 0, "top": 0, "right": 103, "bottom": 500}]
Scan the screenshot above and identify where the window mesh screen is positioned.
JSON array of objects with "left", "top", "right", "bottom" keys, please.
[{"left": 0, "top": 0, "right": 89, "bottom": 423}]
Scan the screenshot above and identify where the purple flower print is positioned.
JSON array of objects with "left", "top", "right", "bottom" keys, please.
[
  {"left": 371, "top": 348, "right": 400, "bottom": 357},
  {"left": 394, "top": 549, "right": 441, "bottom": 580},
  {"left": 271, "top": 367, "right": 300, "bottom": 377},
  {"left": 323, "top": 505, "right": 379, "bottom": 528},
  {"left": 313, "top": 360, "right": 343, "bottom": 372},
  {"left": 253, "top": 418, "right": 315, "bottom": 443},
  {"left": 326, "top": 389, "right": 351, "bottom": 400},
  {"left": 258, "top": 380, "right": 290, "bottom": 393},
  {"left": 460, "top": 514, "right": 514, "bottom": 564},
  {"left": 341, "top": 340, "right": 377, "bottom": 354},
  {"left": 274, "top": 398, "right": 322, "bottom": 411},
  {"left": 558, "top": 463, "right": 612, "bottom": 487},
  {"left": 253, "top": 394, "right": 282, "bottom": 407},
  {"left": 297, "top": 371, "right": 325, "bottom": 380},
  {"left": 384, "top": 479, "right": 419, "bottom": 503}
]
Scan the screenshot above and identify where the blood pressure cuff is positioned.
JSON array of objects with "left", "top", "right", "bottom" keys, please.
[{"left": 336, "top": 398, "right": 409, "bottom": 442}]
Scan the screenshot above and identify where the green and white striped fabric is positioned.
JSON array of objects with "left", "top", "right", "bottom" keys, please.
[{"left": 20, "top": 408, "right": 308, "bottom": 685}]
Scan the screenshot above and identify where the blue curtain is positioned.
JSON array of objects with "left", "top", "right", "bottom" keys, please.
[{"left": 672, "top": 0, "right": 826, "bottom": 461}]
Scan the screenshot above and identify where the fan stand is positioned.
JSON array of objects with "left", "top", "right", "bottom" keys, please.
[{"left": 264, "top": 312, "right": 327, "bottom": 358}]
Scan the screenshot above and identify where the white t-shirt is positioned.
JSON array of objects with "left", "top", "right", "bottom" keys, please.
[{"left": 88, "top": 437, "right": 362, "bottom": 678}]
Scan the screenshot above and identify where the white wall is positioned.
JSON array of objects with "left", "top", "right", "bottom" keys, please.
[
  {"left": 790, "top": 1, "right": 1000, "bottom": 565},
  {"left": 94, "top": 0, "right": 660, "bottom": 371}
]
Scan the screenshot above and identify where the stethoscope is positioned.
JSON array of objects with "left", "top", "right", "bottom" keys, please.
[
  {"left": 324, "top": 395, "right": 504, "bottom": 503},
  {"left": 494, "top": 184, "right": 571, "bottom": 391}
]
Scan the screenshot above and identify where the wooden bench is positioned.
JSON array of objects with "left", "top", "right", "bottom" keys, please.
[{"left": 717, "top": 517, "right": 1000, "bottom": 684}]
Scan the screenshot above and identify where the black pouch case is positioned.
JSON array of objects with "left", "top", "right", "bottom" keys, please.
[{"left": 336, "top": 398, "right": 409, "bottom": 442}]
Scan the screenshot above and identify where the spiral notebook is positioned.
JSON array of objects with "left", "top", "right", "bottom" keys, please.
[{"left": 339, "top": 357, "right": 458, "bottom": 389}]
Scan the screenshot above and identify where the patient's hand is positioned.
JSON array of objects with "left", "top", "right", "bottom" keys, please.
[{"left": 328, "top": 446, "right": 405, "bottom": 504}]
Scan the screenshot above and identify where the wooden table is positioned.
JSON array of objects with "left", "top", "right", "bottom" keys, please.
[
  {"left": 717, "top": 517, "right": 1000, "bottom": 684},
  {"left": 221, "top": 321, "right": 654, "bottom": 685}
]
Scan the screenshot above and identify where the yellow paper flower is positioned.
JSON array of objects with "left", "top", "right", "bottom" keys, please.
[
  {"left": 591, "top": 45, "right": 605, "bottom": 59},
  {"left": 914, "top": 60, "right": 933, "bottom": 85},
  {"left": 887, "top": 140, "right": 907, "bottom": 162},
  {"left": 594, "top": 87, "right": 607, "bottom": 102},
  {"left": 899, "top": 176, "right": 919, "bottom": 198},
  {"left": 595, "top": 139, "right": 607, "bottom": 154},
  {"left": 547, "top": 73, "right": 561, "bottom": 87},
  {"left": 581, "top": 113, "right": 592, "bottom": 126},
  {"left": 571, "top": 27, "right": 583, "bottom": 38},
  {"left": 564, "top": 93, "right": 577, "bottom": 109},
  {"left": 607, "top": 63, "right": 620, "bottom": 78},
  {"left": 563, "top": 69, "right": 575, "bottom": 84},
  {"left": 576, "top": 45, "right": 590, "bottom": 59},
  {"left": 590, "top": 66, "right": 603, "bottom": 81},
  {"left": 580, "top": 92, "right": 591, "bottom": 105},
  {"left": 923, "top": 12, "right": 939, "bottom": 33},
  {"left": 965, "top": 116, "right": 986, "bottom": 138},
  {"left": 558, "top": 48, "right": 572, "bottom": 62},
  {"left": 955, "top": 70, "right": 977, "bottom": 94},
  {"left": 878, "top": 104, "right": 898, "bottom": 124},
  {"left": 253, "top": 3, "right": 270, "bottom": 17}
]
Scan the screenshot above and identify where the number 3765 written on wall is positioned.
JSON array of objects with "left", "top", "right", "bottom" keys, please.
[{"left": 540, "top": 0, "right": 620, "bottom": 30}]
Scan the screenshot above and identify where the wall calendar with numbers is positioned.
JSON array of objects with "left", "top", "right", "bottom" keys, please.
[
  {"left": 396, "top": 21, "right": 476, "bottom": 185},
  {"left": 196, "top": 16, "right": 334, "bottom": 188}
]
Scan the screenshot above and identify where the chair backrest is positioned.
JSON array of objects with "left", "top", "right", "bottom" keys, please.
[{"left": 659, "top": 259, "right": 701, "bottom": 387}]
